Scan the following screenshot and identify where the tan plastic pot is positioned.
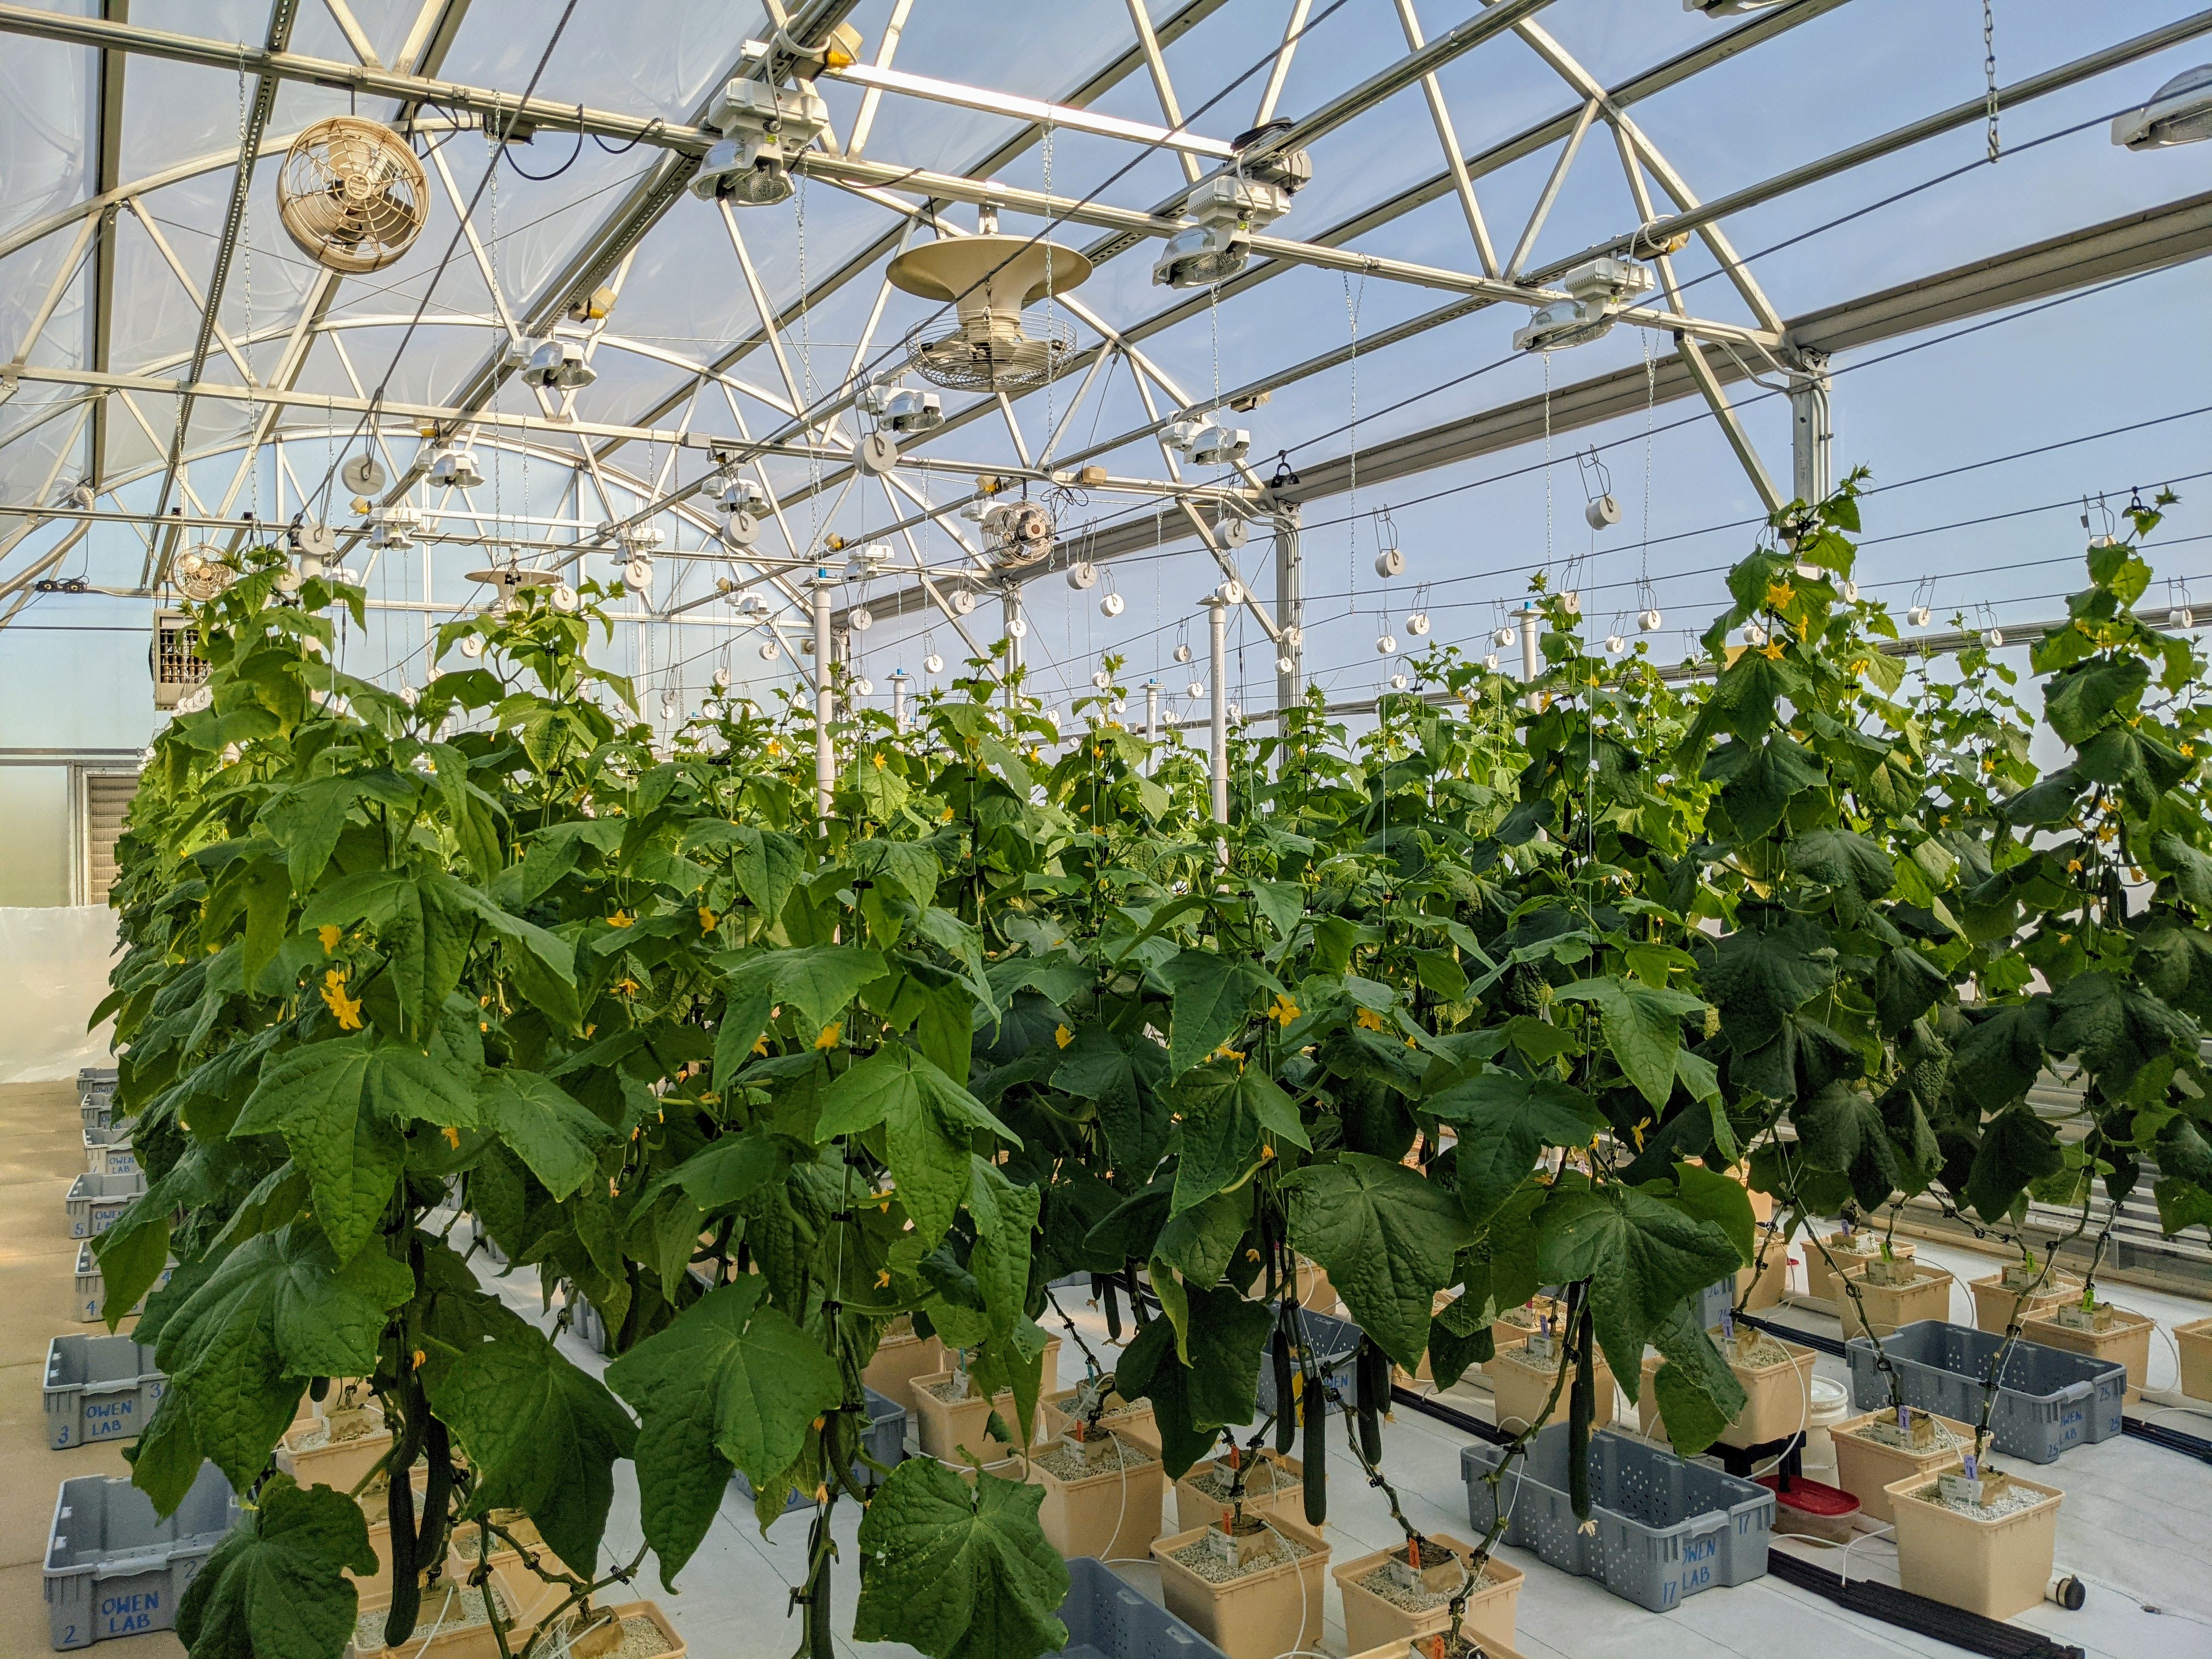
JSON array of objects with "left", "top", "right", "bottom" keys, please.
[
  {"left": 2018, "top": 1304, "right": 2154, "bottom": 1403},
  {"left": 1837, "top": 1261, "right": 1954, "bottom": 1338},
  {"left": 1347, "top": 1643, "right": 1532, "bottom": 1659},
  {"left": 1173, "top": 1448, "right": 1305, "bottom": 1531},
  {"left": 1884, "top": 1469, "right": 2062, "bottom": 1620},
  {"left": 1330, "top": 1533, "right": 1522, "bottom": 1654},
  {"left": 516, "top": 1602, "right": 686, "bottom": 1659},
  {"left": 861, "top": 1320, "right": 946, "bottom": 1412},
  {"left": 1486, "top": 1342, "right": 1611, "bottom": 1434},
  {"left": 1829, "top": 1409, "right": 1976, "bottom": 1525},
  {"left": 1966, "top": 1272, "right": 2079, "bottom": 1335},
  {"left": 276, "top": 1406, "right": 392, "bottom": 1493},
  {"left": 1151, "top": 1516, "right": 1329, "bottom": 1659},
  {"left": 1040, "top": 1386, "right": 1159, "bottom": 1459},
  {"left": 343, "top": 1579, "right": 523, "bottom": 1659},
  {"left": 1804, "top": 1233, "right": 1912, "bottom": 1306},
  {"left": 910, "top": 1372, "right": 1028, "bottom": 1464},
  {"left": 1637, "top": 1329, "right": 1815, "bottom": 1448},
  {"left": 1026, "top": 1431, "right": 1164, "bottom": 1564},
  {"left": 2177, "top": 1316, "right": 2212, "bottom": 1402}
]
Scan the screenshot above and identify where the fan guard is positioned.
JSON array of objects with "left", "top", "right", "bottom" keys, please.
[
  {"left": 903, "top": 310, "right": 1075, "bottom": 394},
  {"left": 276, "top": 117, "right": 430, "bottom": 274},
  {"left": 173, "top": 544, "right": 234, "bottom": 602}
]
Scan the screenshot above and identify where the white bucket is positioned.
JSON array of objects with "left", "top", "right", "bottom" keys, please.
[{"left": 1802, "top": 1375, "right": 1850, "bottom": 1479}]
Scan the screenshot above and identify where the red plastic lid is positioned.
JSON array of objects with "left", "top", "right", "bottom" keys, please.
[{"left": 1757, "top": 1475, "right": 1860, "bottom": 1517}]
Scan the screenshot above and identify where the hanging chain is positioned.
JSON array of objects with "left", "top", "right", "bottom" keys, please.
[
  {"left": 1344, "top": 273, "right": 1362, "bottom": 619},
  {"left": 1542, "top": 353, "right": 1554, "bottom": 574},
  {"left": 238, "top": 55, "right": 258, "bottom": 527},
  {"left": 1042, "top": 126, "right": 1057, "bottom": 445},
  {"left": 1983, "top": 0, "right": 2000, "bottom": 162},
  {"left": 1640, "top": 336, "right": 1655, "bottom": 603}
]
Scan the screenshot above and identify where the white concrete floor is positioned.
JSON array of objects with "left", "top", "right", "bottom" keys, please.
[{"left": 478, "top": 1226, "right": 2212, "bottom": 1659}]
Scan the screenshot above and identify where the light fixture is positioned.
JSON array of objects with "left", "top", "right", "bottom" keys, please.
[
  {"left": 2112, "top": 65, "right": 2212, "bottom": 150},
  {"left": 1153, "top": 157, "right": 1308, "bottom": 289},
  {"left": 425, "top": 442, "right": 482, "bottom": 489},
  {"left": 856, "top": 382, "right": 944, "bottom": 433},
  {"left": 369, "top": 504, "right": 419, "bottom": 550},
  {"left": 690, "top": 72, "right": 830, "bottom": 205},
  {"left": 1163, "top": 413, "right": 1251, "bottom": 466},
  {"left": 522, "top": 338, "right": 594, "bottom": 390},
  {"left": 1513, "top": 257, "right": 1654, "bottom": 353},
  {"left": 1683, "top": 0, "right": 1786, "bottom": 14}
]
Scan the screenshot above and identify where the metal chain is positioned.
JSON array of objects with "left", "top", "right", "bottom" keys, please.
[{"left": 1983, "top": 0, "right": 2000, "bottom": 162}]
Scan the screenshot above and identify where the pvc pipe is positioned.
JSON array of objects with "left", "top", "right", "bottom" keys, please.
[
  {"left": 811, "top": 572, "right": 835, "bottom": 817},
  {"left": 1205, "top": 598, "right": 1229, "bottom": 829}
]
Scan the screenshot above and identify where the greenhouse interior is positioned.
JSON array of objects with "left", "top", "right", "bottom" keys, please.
[{"left": 3, "top": 2, "right": 2212, "bottom": 1657}]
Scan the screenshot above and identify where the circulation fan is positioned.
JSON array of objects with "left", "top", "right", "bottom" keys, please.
[
  {"left": 172, "top": 544, "right": 233, "bottom": 602},
  {"left": 889, "top": 221, "right": 1092, "bottom": 394},
  {"left": 276, "top": 117, "right": 430, "bottom": 274}
]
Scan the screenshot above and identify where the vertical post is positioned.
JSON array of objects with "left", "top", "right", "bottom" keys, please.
[
  {"left": 1790, "top": 351, "right": 1833, "bottom": 507},
  {"left": 1205, "top": 596, "right": 1229, "bottom": 830},
  {"left": 889, "top": 668, "right": 910, "bottom": 732},
  {"left": 1000, "top": 581, "right": 1023, "bottom": 710},
  {"left": 811, "top": 568, "right": 836, "bottom": 819},
  {"left": 1144, "top": 680, "right": 1160, "bottom": 772},
  {"left": 1520, "top": 599, "right": 1541, "bottom": 682},
  {"left": 1272, "top": 503, "right": 1302, "bottom": 713}
]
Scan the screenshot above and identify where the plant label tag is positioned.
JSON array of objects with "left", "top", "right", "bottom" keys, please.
[{"left": 1938, "top": 1470, "right": 1984, "bottom": 1506}]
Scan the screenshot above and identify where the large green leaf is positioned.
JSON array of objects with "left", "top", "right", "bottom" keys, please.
[
  {"left": 816, "top": 1043, "right": 1017, "bottom": 1244},
  {"left": 1170, "top": 1061, "right": 1309, "bottom": 1215},
  {"left": 1555, "top": 977, "right": 1707, "bottom": 1109},
  {"left": 425, "top": 1326, "right": 637, "bottom": 1573},
  {"left": 1700, "top": 905, "right": 1837, "bottom": 1051},
  {"left": 1703, "top": 736, "right": 1826, "bottom": 841},
  {"left": 1158, "top": 950, "right": 1269, "bottom": 1076},
  {"left": 2044, "top": 656, "right": 2148, "bottom": 746},
  {"left": 1282, "top": 1154, "right": 1470, "bottom": 1369},
  {"left": 1953, "top": 997, "right": 2056, "bottom": 1111},
  {"left": 151, "top": 1224, "right": 413, "bottom": 1492},
  {"left": 1535, "top": 1184, "right": 1740, "bottom": 1401},
  {"left": 1053, "top": 1023, "right": 1171, "bottom": 1178},
  {"left": 1792, "top": 1083, "right": 1906, "bottom": 1212},
  {"left": 2049, "top": 970, "right": 2196, "bottom": 1094},
  {"left": 719, "top": 944, "right": 887, "bottom": 1041},
  {"left": 174, "top": 1475, "right": 375, "bottom": 1659},
  {"left": 300, "top": 870, "right": 466, "bottom": 1036},
  {"left": 965, "top": 1158, "right": 1042, "bottom": 1339},
  {"left": 1965, "top": 1105, "right": 2063, "bottom": 1223},
  {"left": 234, "top": 1036, "right": 476, "bottom": 1260},
  {"left": 1787, "top": 829, "right": 1896, "bottom": 922},
  {"left": 1646, "top": 1302, "right": 1749, "bottom": 1458},
  {"left": 605, "top": 1278, "right": 843, "bottom": 1587},
  {"left": 1114, "top": 1283, "right": 1273, "bottom": 1473},
  {"left": 1669, "top": 1160, "right": 1755, "bottom": 1268},
  {"left": 853, "top": 1460, "right": 1069, "bottom": 1659},
  {"left": 476, "top": 1068, "right": 618, "bottom": 1200}
]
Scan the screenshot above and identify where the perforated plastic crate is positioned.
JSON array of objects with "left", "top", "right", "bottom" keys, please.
[
  {"left": 79, "top": 1093, "right": 112, "bottom": 1132},
  {"left": 72, "top": 1243, "right": 172, "bottom": 1325},
  {"left": 732, "top": 1387, "right": 907, "bottom": 1517},
  {"left": 81, "top": 1126, "right": 136, "bottom": 1178},
  {"left": 77, "top": 1066, "right": 117, "bottom": 1091},
  {"left": 1462, "top": 1425, "right": 1774, "bottom": 1612},
  {"left": 44, "top": 1460, "right": 238, "bottom": 1649},
  {"left": 44, "top": 1335, "right": 166, "bottom": 1449},
  {"left": 1057, "top": 1556, "right": 1228, "bottom": 1658},
  {"left": 1254, "top": 1307, "right": 1364, "bottom": 1418},
  {"left": 1844, "top": 1319, "right": 2125, "bottom": 1464},
  {"left": 64, "top": 1172, "right": 146, "bottom": 1240}
]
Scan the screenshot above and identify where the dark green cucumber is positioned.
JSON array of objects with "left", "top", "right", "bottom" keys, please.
[
  {"left": 1103, "top": 1278, "right": 1122, "bottom": 1343},
  {"left": 1356, "top": 1339, "right": 1384, "bottom": 1464},
  {"left": 1302, "top": 1374, "right": 1328, "bottom": 1526},
  {"left": 1272, "top": 1329, "right": 1296, "bottom": 1453},
  {"left": 1569, "top": 1299, "right": 1594, "bottom": 1526}
]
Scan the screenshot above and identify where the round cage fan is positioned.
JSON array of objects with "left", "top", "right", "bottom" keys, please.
[
  {"left": 276, "top": 117, "right": 429, "bottom": 274},
  {"left": 889, "top": 235, "right": 1090, "bottom": 394},
  {"left": 173, "top": 544, "right": 234, "bottom": 602}
]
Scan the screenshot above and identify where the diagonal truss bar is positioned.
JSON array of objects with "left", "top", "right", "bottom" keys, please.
[{"left": 145, "top": 0, "right": 301, "bottom": 569}]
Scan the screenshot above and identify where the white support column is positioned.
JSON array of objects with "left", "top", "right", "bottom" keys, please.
[
  {"left": 811, "top": 568, "right": 836, "bottom": 817},
  {"left": 1272, "top": 503, "right": 1302, "bottom": 712},
  {"left": 888, "top": 667, "right": 910, "bottom": 732},
  {"left": 1790, "top": 350, "right": 1832, "bottom": 507},
  {"left": 1520, "top": 599, "right": 1541, "bottom": 682},
  {"left": 1204, "top": 595, "right": 1229, "bottom": 830},
  {"left": 1000, "top": 582, "right": 1024, "bottom": 701},
  {"left": 1144, "top": 680, "right": 1160, "bottom": 765}
]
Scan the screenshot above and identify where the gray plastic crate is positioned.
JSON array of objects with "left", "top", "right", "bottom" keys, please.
[
  {"left": 570, "top": 1293, "right": 609, "bottom": 1354},
  {"left": 1844, "top": 1318, "right": 2126, "bottom": 1464},
  {"left": 1696, "top": 1277, "right": 1735, "bottom": 1330},
  {"left": 1462, "top": 1425, "right": 1774, "bottom": 1612},
  {"left": 72, "top": 1244, "right": 172, "bottom": 1325},
  {"left": 77, "top": 1066, "right": 117, "bottom": 1092},
  {"left": 64, "top": 1172, "right": 146, "bottom": 1240},
  {"left": 44, "top": 1461, "right": 236, "bottom": 1649},
  {"left": 1057, "top": 1556, "right": 1228, "bottom": 1659},
  {"left": 44, "top": 1335, "right": 166, "bottom": 1449},
  {"left": 82, "top": 1126, "right": 136, "bottom": 1178},
  {"left": 732, "top": 1387, "right": 907, "bottom": 1517},
  {"left": 79, "top": 1094, "right": 112, "bottom": 1131},
  {"left": 1254, "top": 1307, "right": 1364, "bottom": 1418}
]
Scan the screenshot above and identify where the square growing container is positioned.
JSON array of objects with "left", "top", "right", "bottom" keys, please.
[
  {"left": 1828, "top": 1409, "right": 1977, "bottom": 1525},
  {"left": 1254, "top": 1308, "right": 1363, "bottom": 1419},
  {"left": 1461, "top": 1426, "right": 1774, "bottom": 1612},
  {"left": 72, "top": 1242, "right": 173, "bottom": 1325},
  {"left": 44, "top": 1460, "right": 239, "bottom": 1649},
  {"left": 1966, "top": 1270, "right": 2081, "bottom": 1335},
  {"left": 1054, "top": 1555, "right": 1228, "bottom": 1659},
  {"left": 2017, "top": 1304, "right": 2154, "bottom": 1402},
  {"left": 1330, "top": 1533, "right": 1522, "bottom": 1655},
  {"left": 81, "top": 1126, "right": 137, "bottom": 1178},
  {"left": 64, "top": 1171, "right": 146, "bottom": 1240},
  {"left": 1150, "top": 1515, "right": 1329, "bottom": 1659},
  {"left": 43, "top": 1335, "right": 166, "bottom": 1449},
  {"left": 2177, "top": 1316, "right": 2212, "bottom": 1402},
  {"left": 1844, "top": 1320, "right": 2126, "bottom": 1464},
  {"left": 1837, "top": 1262, "right": 1955, "bottom": 1338},
  {"left": 1883, "top": 1468, "right": 2064, "bottom": 1620},
  {"left": 732, "top": 1387, "right": 906, "bottom": 1517}
]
